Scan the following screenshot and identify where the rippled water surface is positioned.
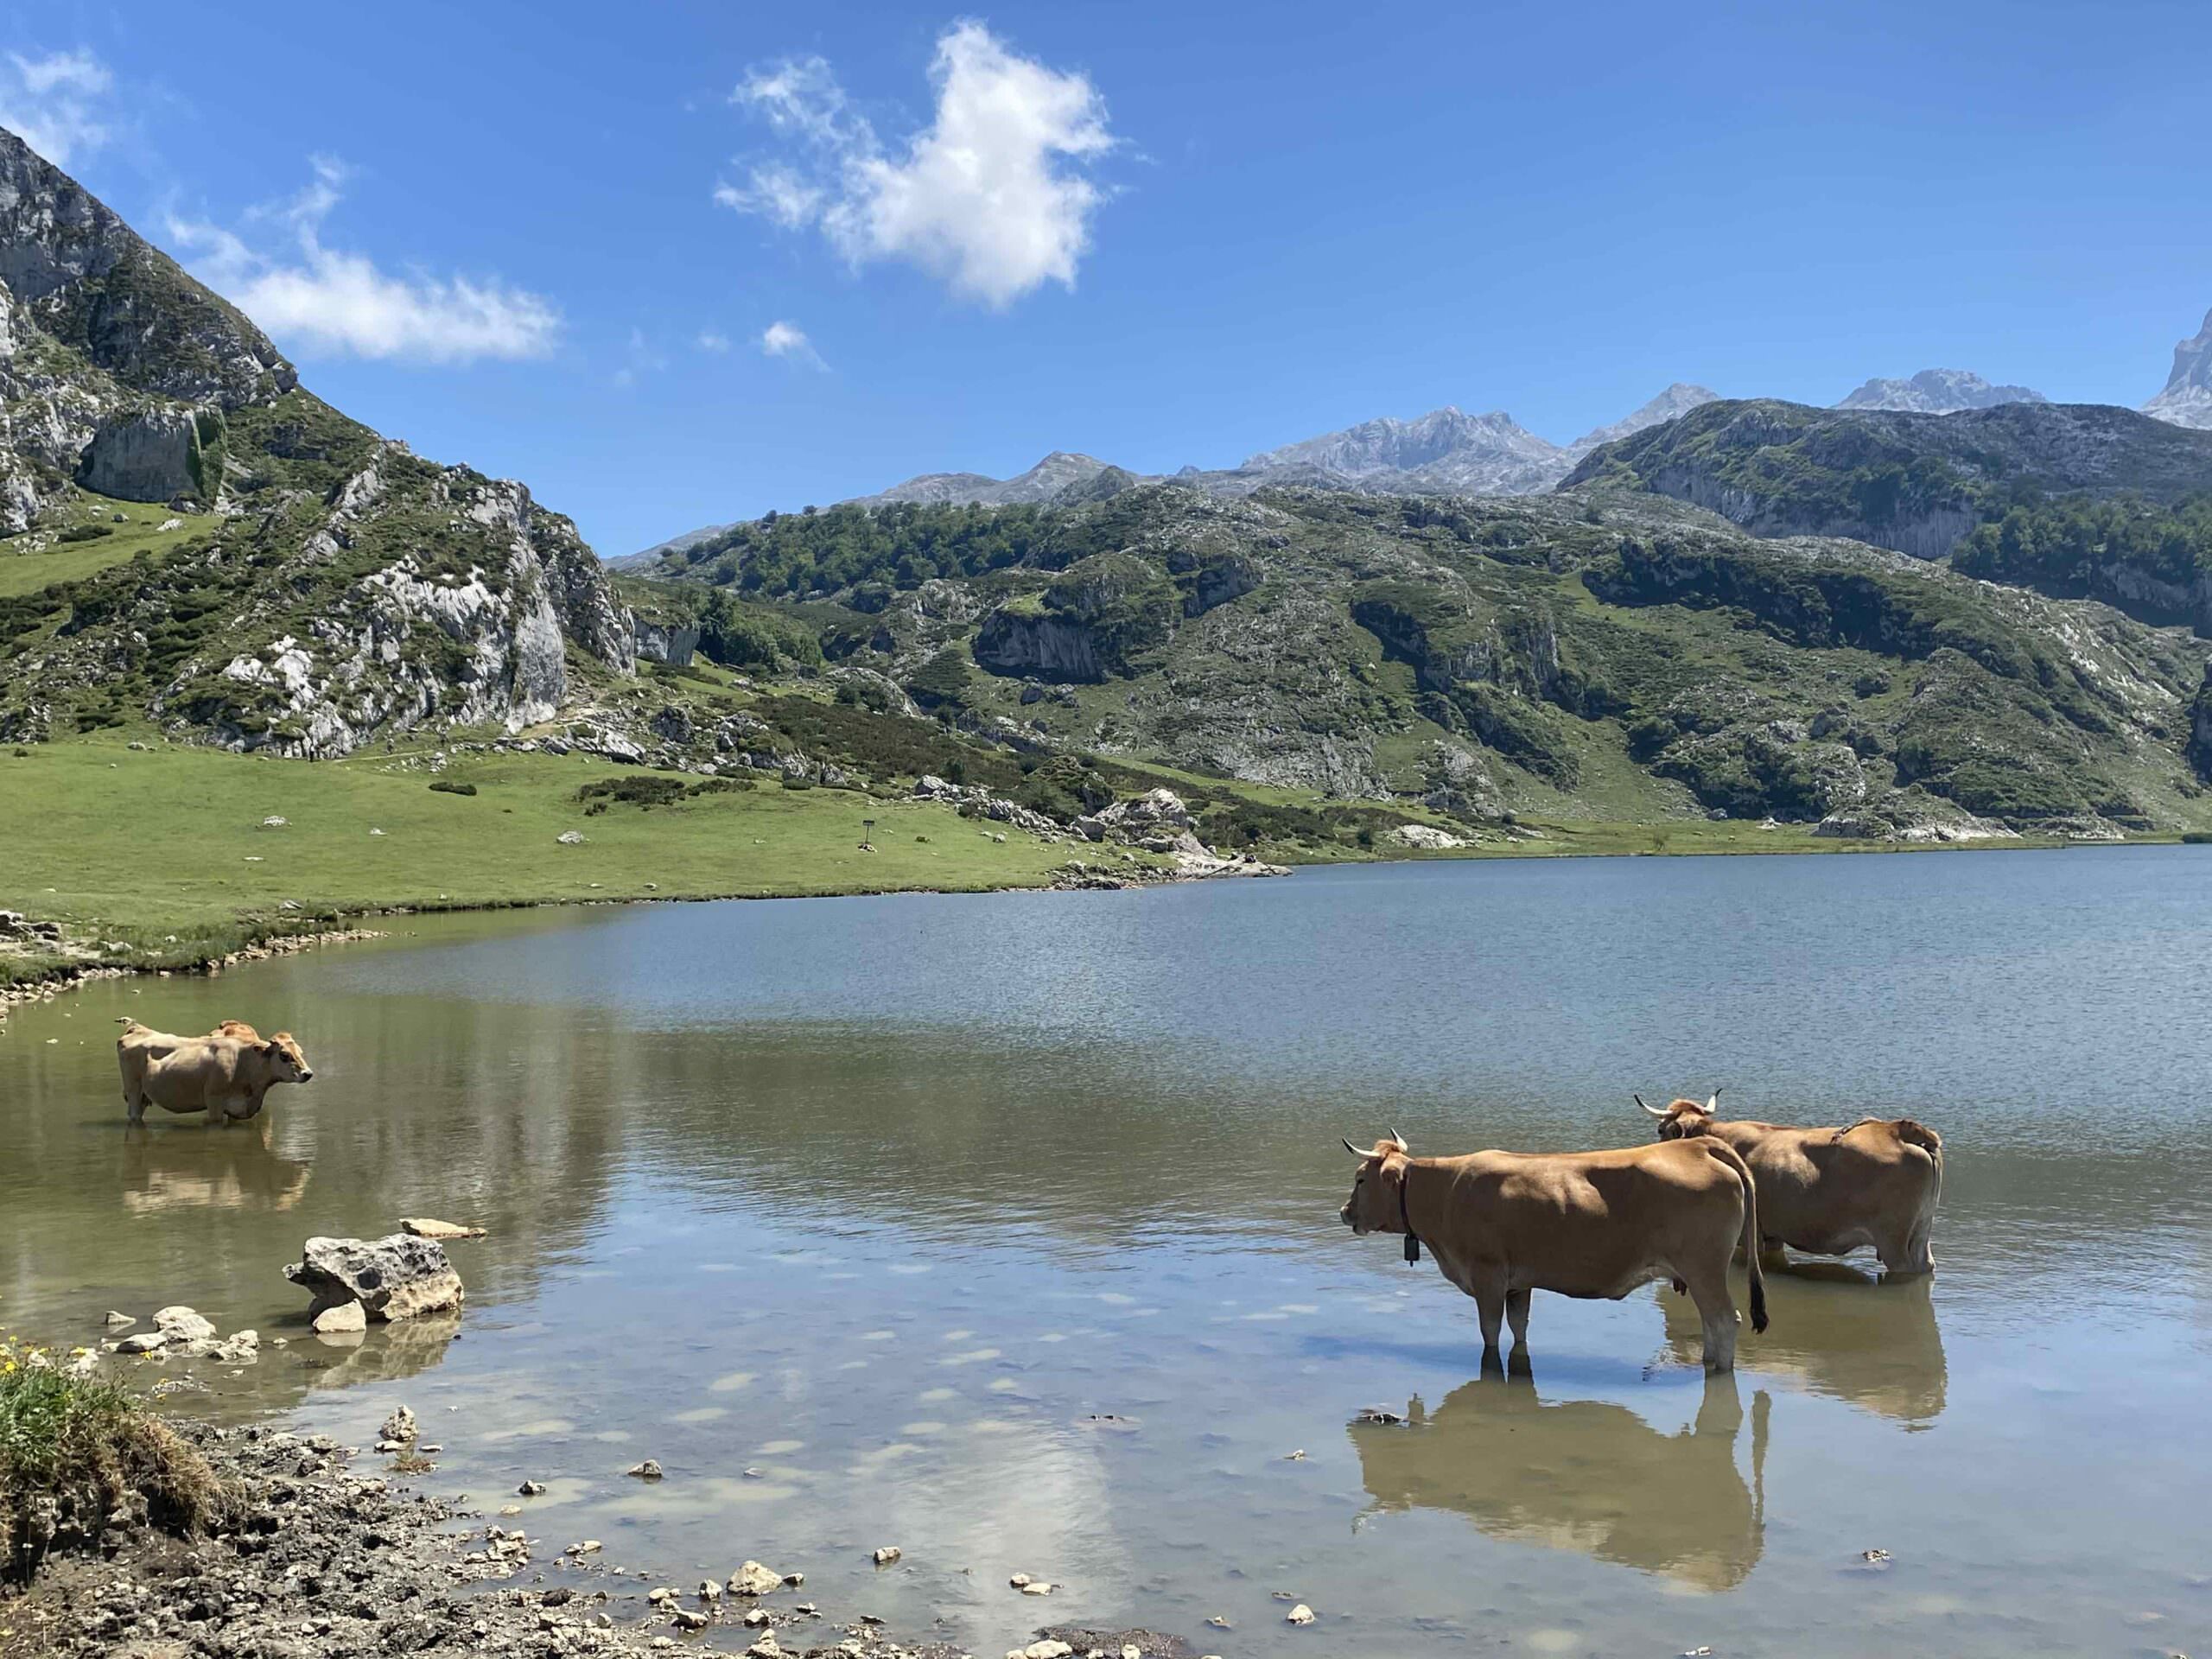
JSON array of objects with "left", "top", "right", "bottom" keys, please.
[{"left": 5, "top": 850, "right": 2210, "bottom": 1656}]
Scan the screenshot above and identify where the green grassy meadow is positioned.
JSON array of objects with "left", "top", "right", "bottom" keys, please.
[
  {"left": 0, "top": 736, "right": 1083, "bottom": 987},
  {"left": 0, "top": 495, "right": 216, "bottom": 601}
]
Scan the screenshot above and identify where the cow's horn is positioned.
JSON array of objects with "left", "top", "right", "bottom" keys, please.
[
  {"left": 1636, "top": 1093, "right": 1667, "bottom": 1117},
  {"left": 1344, "top": 1138, "right": 1366, "bottom": 1157},
  {"left": 1707, "top": 1089, "right": 1722, "bottom": 1112},
  {"left": 1388, "top": 1127, "right": 1408, "bottom": 1150}
]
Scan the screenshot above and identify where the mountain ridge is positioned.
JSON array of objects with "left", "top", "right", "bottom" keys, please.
[
  {"left": 2144, "top": 307, "right": 2212, "bottom": 430},
  {"left": 1835, "top": 368, "right": 2048, "bottom": 414},
  {"left": 0, "top": 128, "right": 637, "bottom": 754}
]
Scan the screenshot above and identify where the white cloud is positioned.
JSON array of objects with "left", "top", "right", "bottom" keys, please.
[
  {"left": 165, "top": 156, "right": 560, "bottom": 364},
  {"left": 760, "top": 319, "right": 826, "bottom": 370},
  {"left": 718, "top": 22, "right": 1116, "bottom": 308},
  {"left": 696, "top": 329, "right": 733, "bottom": 353},
  {"left": 0, "top": 48, "right": 113, "bottom": 165}
]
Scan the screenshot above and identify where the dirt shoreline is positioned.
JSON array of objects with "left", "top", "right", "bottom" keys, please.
[{"left": 0, "top": 1421, "right": 1195, "bottom": 1659}]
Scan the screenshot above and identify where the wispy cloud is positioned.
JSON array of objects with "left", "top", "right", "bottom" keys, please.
[
  {"left": 760, "top": 319, "right": 826, "bottom": 370},
  {"left": 612, "top": 325, "right": 671, "bottom": 388},
  {"left": 0, "top": 48, "right": 113, "bottom": 165},
  {"left": 696, "top": 329, "right": 733, "bottom": 353},
  {"left": 165, "top": 156, "right": 561, "bottom": 364},
  {"left": 717, "top": 22, "right": 1117, "bottom": 308}
]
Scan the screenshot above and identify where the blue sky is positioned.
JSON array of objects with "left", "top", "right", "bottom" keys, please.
[{"left": 5, "top": 0, "right": 2209, "bottom": 554}]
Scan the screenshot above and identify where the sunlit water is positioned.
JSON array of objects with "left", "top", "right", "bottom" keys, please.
[{"left": 4, "top": 851, "right": 2209, "bottom": 1656}]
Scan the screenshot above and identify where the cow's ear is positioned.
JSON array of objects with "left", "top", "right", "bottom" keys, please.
[{"left": 264, "top": 1040, "right": 283, "bottom": 1058}]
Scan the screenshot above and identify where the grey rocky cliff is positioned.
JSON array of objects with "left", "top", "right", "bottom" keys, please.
[
  {"left": 1565, "top": 383, "right": 1721, "bottom": 456},
  {"left": 0, "top": 128, "right": 293, "bottom": 410},
  {"left": 77, "top": 405, "right": 216, "bottom": 502},
  {"left": 2143, "top": 307, "right": 2212, "bottom": 431}
]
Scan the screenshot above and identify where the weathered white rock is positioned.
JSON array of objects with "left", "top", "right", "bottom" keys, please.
[
  {"left": 285, "top": 1234, "right": 466, "bottom": 1322},
  {"left": 312, "top": 1300, "right": 368, "bottom": 1334},
  {"left": 627, "top": 1459, "right": 664, "bottom": 1480},
  {"left": 152, "top": 1306, "right": 216, "bottom": 1343},
  {"left": 1389, "top": 823, "right": 1468, "bottom": 850},
  {"left": 871, "top": 1546, "right": 902, "bottom": 1566},
  {"left": 116, "top": 1332, "right": 168, "bottom": 1355},
  {"left": 103, "top": 1311, "right": 135, "bottom": 1329},
  {"left": 1286, "top": 1604, "right": 1316, "bottom": 1625},
  {"left": 728, "top": 1561, "right": 784, "bottom": 1598},
  {"left": 380, "top": 1405, "right": 418, "bottom": 1443},
  {"left": 398, "top": 1217, "right": 487, "bottom": 1241}
]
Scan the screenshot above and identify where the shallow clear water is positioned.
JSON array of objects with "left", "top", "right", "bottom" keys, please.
[{"left": 4, "top": 850, "right": 2210, "bottom": 1656}]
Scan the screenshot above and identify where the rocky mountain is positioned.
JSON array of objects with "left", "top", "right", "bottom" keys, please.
[
  {"left": 1224, "top": 405, "right": 1567, "bottom": 496},
  {"left": 640, "top": 482, "right": 2212, "bottom": 837},
  {"left": 1565, "top": 383, "right": 1723, "bottom": 457},
  {"left": 847, "top": 451, "right": 1128, "bottom": 509},
  {"left": 2144, "top": 307, "right": 2212, "bottom": 430},
  {"left": 1563, "top": 397, "right": 2212, "bottom": 560},
  {"left": 1836, "top": 369, "right": 2047, "bottom": 414},
  {"left": 0, "top": 128, "right": 635, "bottom": 754}
]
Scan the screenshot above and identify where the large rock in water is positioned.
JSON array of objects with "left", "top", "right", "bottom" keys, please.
[{"left": 284, "top": 1234, "right": 466, "bottom": 1323}]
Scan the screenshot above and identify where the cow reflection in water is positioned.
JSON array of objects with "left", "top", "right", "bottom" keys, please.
[
  {"left": 121, "top": 1116, "right": 313, "bottom": 1214},
  {"left": 1351, "top": 1375, "right": 1770, "bottom": 1592},
  {"left": 1660, "top": 1262, "right": 1946, "bottom": 1424}
]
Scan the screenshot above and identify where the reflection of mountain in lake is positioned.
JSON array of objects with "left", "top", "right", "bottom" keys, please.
[
  {"left": 1351, "top": 1376, "right": 1769, "bottom": 1592},
  {"left": 1661, "top": 1267, "right": 1946, "bottom": 1425}
]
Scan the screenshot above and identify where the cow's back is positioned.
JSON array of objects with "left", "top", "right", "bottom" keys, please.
[
  {"left": 1724, "top": 1119, "right": 1937, "bottom": 1255},
  {"left": 1436, "top": 1143, "right": 1745, "bottom": 1300}
]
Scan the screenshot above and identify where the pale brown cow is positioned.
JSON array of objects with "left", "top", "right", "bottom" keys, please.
[
  {"left": 1640, "top": 1091, "right": 1942, "bottom": 1275},
  {"left": 117, "top": 1020, "right": 313, "bottom": 1125},
  {"left": 1338, "top": 1131, "right": 1768, "bottom": 1373}
]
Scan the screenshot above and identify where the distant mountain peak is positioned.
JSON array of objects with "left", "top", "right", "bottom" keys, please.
[
  {"left": 2143, "top": 307, "right": 2212, "bottom": 431},
  {"left": 1835, "top": 369, "right": 2047, "bottom": 415},
  {"left": 1567, "top": 383, "right": 1722, "bottom": 455}
]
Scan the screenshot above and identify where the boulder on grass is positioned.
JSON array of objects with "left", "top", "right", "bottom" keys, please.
[{"left": 284, "top": 1235, "right": 466, "bottom": 1323}]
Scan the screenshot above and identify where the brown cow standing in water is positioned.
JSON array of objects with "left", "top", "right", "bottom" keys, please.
[
  {"left": 1338, "top": 1132, "right": 1769, "bottom": 1373},
  {"left": 1640, "top": 1091, "right": 1943, "bottom": 1275},
  {"left": 117, "top": 1019, "right": 314, "bottom": 1125}
]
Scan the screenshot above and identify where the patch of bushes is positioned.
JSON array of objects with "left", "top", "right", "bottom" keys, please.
[
  {"left": 427, "top": 779, "right": 476, "bottom": 797},
  {"left": 57, "top": 524, "right": 113, "bottom": 543},
  {"left": 1, "top": 1335, "right": 227, "bottom": 1578},
  {"left": 575, "top": 776, "right": 688, "bottom": 810}
]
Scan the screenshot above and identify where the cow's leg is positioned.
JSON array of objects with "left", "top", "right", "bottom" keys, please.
[
  {"left": 1472, "top": 1280, "right": 1507, "bottom": 1373},
  {"left": 1504, "top": 1288, "right": 1533, "bottom": 1376},
  {"left": 1686, "top": 1273, "right": 1740, "bottom": 1374}
]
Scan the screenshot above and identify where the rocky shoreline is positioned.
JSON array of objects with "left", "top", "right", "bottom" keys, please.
[{"left": 0, "top": 1422, "right": 1199, "bottom": 1659}]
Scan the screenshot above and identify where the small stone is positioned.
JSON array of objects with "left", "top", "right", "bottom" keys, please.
[
  {"left": 380, "top": 1406, "right": 418, "bottom": 1444},
  {"left": 1205, "top": 1618, "right": 1230, "bottom": 1630},
  {"left": 626, "top": 1459, "right": 664, "bottom": 1480},
  {"left": 747, "top": 1635, "right": 783, "bottom": 1659},
  {"left": 153, "top": 1305, "right": 215, "bottom": 1343},
  {"left": 1010, "top": 1573, "right": 1032, "bottom": 1588},
  {"left": 1022, "top": 1643, "right": 1072, "bottom": 1659},
  {"left": 116, "top": 1332, "right": 169, "bottom": 1355},
  {"left": 672, "top": 1607, "right": 709, "bottom": 1631},
  {"left": 697, "top": 1580, "right": 721, "bottom": 1603},
  {"left": 103, "top": 1312, "right": 135, "bottom": 1329},
  {"left": 400, "top": 1217, "right": 487, "bottom": 1240},
  {"left": 1021, "top": 1580, "right": 1054, "bottom": 1596},
  {"left": 743, "top": 1607, "right": 770, "bottom": 1627},
  {"left": 311, "top": 1300, "right": 368, "bottom": 1334},
  {"left": 728, "top": 1561, "right": 783, "bottom": 1598},
  {"left": 1284, "top": 1449, "right": 1306, "bottom": 1460},
  {"left": 1861, "top": 1548, "right": 1891, "bottom": 1565},
  {"left": 499, "top": 1505, "right": 523, "bottom": 1517},
  {"left": 573, "top": 1540, "right": 602, "bottom": 1555},
  {"left": 781, "top": 1573, "right": 804, "bottom": 1588},
  {"left": 1122, "top": 1648, "right": 1141, "bottom": 1659},
  {"left": 647, "top": 1588, "right": 677, "bottom": 1605},
  {"left": 1287, "top": 1604, "right": 1316, "bottom": 1625},
  {"left": 872, "top": 1546, "right": 901, "bottom": 1566},
  {"left": 556, "top": 830, "right": 586, "bottom": 845},
  {"left": 518, "top": 1480, "right": 547, "bottom": 1497}
]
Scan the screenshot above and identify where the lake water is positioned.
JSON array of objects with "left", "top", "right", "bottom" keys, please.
[{"left": 3, "top": 851, "right": 2209, "bottom": 1656}]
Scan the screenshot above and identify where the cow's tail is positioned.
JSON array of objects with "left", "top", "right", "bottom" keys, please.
[{"left": 1703, "top": 1139, "right": 1768, "bottom": 1335}]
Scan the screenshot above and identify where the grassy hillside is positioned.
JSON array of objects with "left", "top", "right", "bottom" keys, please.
[
  {"left": 1564, "top": 397, "right": 2212, "bottom": 567},
  {"left": 634, "top": 484, "right": 2212, "bottom": 838}
]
